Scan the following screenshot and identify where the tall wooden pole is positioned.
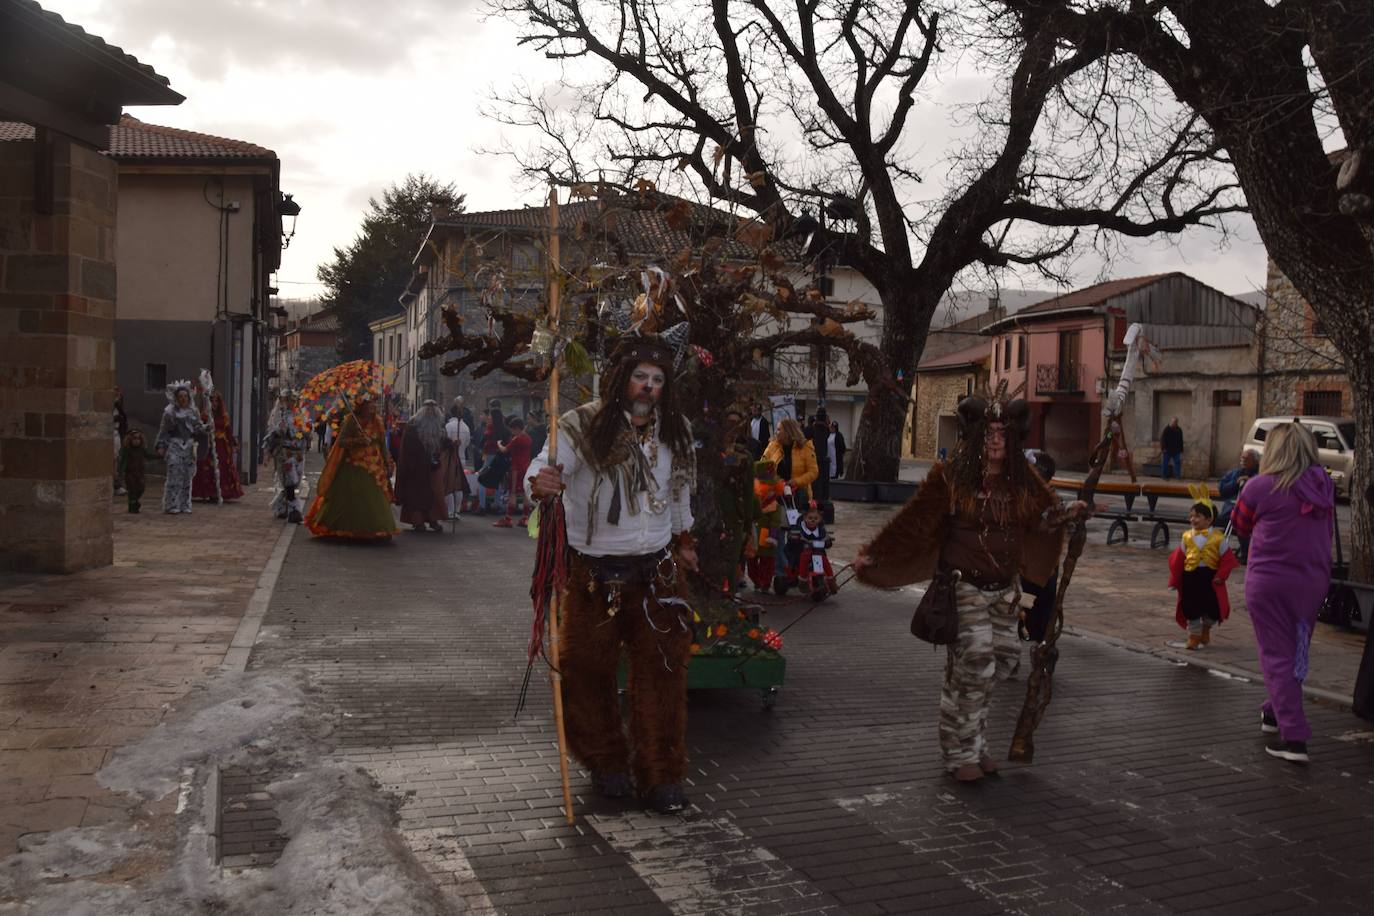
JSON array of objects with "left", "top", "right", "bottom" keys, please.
[{"left": 544, "top": 186, "right": 576, "bottom": 825}]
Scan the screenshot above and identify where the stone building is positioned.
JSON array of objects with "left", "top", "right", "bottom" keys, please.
[
  {"left": 1258, "top": 261, "right": 1352, "bottom": 419},
  {"left": 278, "top": 311, "right": 339, "bottom": 392},
  {"left": 0, "top": 1, "right": 181, "bottom": 572},
  {"left": 906, "top": 343, "right": 991, "bottom": 461}
]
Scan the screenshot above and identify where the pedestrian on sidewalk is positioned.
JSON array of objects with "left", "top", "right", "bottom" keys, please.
[
  {"left": 444, "top": 408, "right": 471, "bottom": 520},
  {"left": 475, "top": 407, "right": 508, "bottom": 515},
  {"left": 155, "top": 383, "right": 206, "bottom": 515},
  {"left": 393, "top": 400, "right": 452, "bottom": 533},
  {"left": 526, "top": 336, "right": 699, "bottom": 814},
  {"left": 1217, "top": 449, "right": 1259, "bottom": 561},
  {"left": 116, "top": 428, "right": 157, "bottom": 513},
  {"left": 191, "top": 391, "right": 245, "bottom": 503},
  {"left": 1167, "top": 487, "right": 1239, "bottom": 650},
  {"left": 1159, "top": 417, "right": 1184, "bottom": 480},
  {"left": 829, "top": 420, "right": 846, "bottom": 479},
  {"left": 852, "top": 391, "right": 1087, "bottom": 783},
  {"left": 492, "top": 417, "right": 532, "bottom": 528},
  {"left": 263, "top": 390, "right": 307, "bottom": 524},
  {"left": 304, "top": 397, "right": 399, "bottom": 541},
  {"left": 1230, "top": 423, "right": 1334, "bottom": 764}
]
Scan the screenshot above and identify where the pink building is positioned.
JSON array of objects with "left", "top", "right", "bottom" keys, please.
[{"left": 982, "top": 274, "right": 1258, "bottom": 471}]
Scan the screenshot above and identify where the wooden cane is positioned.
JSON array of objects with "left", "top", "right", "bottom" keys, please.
[{"left": 544, "top": 186, "right": 576, "bottom": 826}]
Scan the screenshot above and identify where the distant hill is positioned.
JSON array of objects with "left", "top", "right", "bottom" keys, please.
[
  {"left": 933, "top": 289, "right": 1057, "bottom": 329},
  {"left": 1231, "top": 289, "right": 1268, "bottom": 307}
]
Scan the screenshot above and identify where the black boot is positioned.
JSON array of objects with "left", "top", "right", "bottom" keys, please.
[
  {"left": 591, "top": 771, "right": 633, "bottom": 799},
  {"left": 643, "top": 783, "right": 688, "bottom": 815}
]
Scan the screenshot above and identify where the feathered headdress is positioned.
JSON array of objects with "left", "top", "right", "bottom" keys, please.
[
  {"left": 956, "top": 378, "right": 1029, "bottom": 440},
  {"left": 165, "top": 379, "right": 194, "bottom": 402}
]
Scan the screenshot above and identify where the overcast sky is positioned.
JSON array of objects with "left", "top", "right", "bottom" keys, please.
[{"left": 45, "top": 0, "right": 1274, "bottom": 302}]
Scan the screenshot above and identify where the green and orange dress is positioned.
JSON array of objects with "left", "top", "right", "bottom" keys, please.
[{"left": 304, "top": 412, "right": 399, "bottom": 540}]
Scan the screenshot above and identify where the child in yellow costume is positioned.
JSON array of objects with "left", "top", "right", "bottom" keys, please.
[{"left": 1167, "top": 484, "right": 1240, "bottom": 650}]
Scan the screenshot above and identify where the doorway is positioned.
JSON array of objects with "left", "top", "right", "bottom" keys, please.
[{"left": 1210, "top": 390, "right": 1244, "bottom": 476}]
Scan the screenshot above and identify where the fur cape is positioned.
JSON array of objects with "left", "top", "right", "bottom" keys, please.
[{"left": 855, "top": 461, "right": 1063, "bottom": 589}]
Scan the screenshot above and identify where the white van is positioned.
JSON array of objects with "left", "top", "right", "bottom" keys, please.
[{"left": 1242, "top": 416, "right": 1355, "bottom": 498}]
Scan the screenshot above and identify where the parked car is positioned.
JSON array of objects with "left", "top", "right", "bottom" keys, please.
[{"left": 1242, "top": 416, "right": 1356, "bottom": 498}]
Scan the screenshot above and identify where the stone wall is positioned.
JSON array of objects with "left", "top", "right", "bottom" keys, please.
[
  {"left": 0, "top": 135, "right": 118, "bottom": 572},
  {"left": 908, "top": 368, "right": 980, "bottom": 460},
  {"left": 1261, "top": 262, "right": 1350, "bottom": 417}
]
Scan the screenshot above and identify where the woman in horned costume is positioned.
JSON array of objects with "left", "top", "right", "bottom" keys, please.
[
  {"left": 526, "top": 335, "right": 699, "bottom": 814},
  {"left": 155, "top": 382, "right": 206, "bottom": 515},
  {"left": 192, "top": 391, "right": 244, "bottom": 502},
  {"left": 853, "top": 385, "right": 1086, "bottom": 782},
  {"left": 394, "top": 399, "right": 452, "bottom": 532}
]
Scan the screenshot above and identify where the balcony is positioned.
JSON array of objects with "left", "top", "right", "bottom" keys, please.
[{"left": 1035, "top": 361, "right": 1086, "bottom": 395}]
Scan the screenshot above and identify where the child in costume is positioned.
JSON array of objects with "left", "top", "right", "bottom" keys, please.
[
  {"left": 796, "top": 500, "right": 837, "bottom": 600},
  {"left": 749, "top": 459, "right": 785, "bottom": 591},
  {"left": 1168, "top": 484, "right": 1240, "bottom": 650},
  {"left": 117, "top": 428, "right": 158, "bottom": 513}
]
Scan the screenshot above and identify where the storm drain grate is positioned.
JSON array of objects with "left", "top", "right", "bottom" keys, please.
[{"left": 215, "top": 765, "right": 288, "bottom": 868}]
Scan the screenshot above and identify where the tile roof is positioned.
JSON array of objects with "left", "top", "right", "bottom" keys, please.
[
  {"left": 432, "top": 196, "right": 800, "bottom": 262},
  {"left": 917, "top": 340, "right": 991, "bottom": 371},
  {"left": 0, "top": 115, "right": 276, "bottom": 160},
  {"left": 10, "top": 0, "right": 175, "bottom": 91},
  {"left": 1016, "top": 273, "right": 1173, "bottom": 316}
]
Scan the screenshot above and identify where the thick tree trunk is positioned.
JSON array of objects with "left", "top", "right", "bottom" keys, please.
[{"left": 850, "top": 281, "right": 933, "bottom": 482}]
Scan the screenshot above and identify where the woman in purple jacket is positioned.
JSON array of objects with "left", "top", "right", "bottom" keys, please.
[{"left": 1231, "top": 423, "right": 1335, "bottom": 764}]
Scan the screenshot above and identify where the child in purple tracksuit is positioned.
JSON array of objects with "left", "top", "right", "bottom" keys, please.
[{"left": 1230, "top": 423, "right": 1334, "bottom": 764}]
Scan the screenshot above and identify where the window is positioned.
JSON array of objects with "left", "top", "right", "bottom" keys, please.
[
  {"left": 994, "top": 340, "right": 1000, "bottom": 369},
  {"left": 1303, "top": 423, "right": 1344, "bottom": 451},
  {"left": 1252, "top": 423, "right": 1275, "bottom": 443},
  {"left": 1213, "top": 390, "right": 1242, "bottom": 407},
  {"left": 1302, "top": 389, "right": 1342, "bottom": 417},
  {"left": 145, "top": 362, "right": 167, "bottom": 392},
  {"left": 1017, "top": 335, "right": 1026, "bottom": 368},
  {"left": 1003, "top": 336, "right": 1011, "bottom": 371}
]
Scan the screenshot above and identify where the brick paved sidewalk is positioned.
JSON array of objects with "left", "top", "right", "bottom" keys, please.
[
  {"left": 253, "top": 516, "right": 1374, "bottom": 914},
  {"left": 829, "top": 501, "right": 1370, "bottom": 701},
  {"left": 0, "top": 468, "right": 294, "bottom": 855}
]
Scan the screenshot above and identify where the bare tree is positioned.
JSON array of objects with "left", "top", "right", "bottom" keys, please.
[
  {"left": 1018, "top": 0, "right": 1373, "bottom": 577},
  {"left": 485, "top": 0, "right": 1244, "bottom": 478}
]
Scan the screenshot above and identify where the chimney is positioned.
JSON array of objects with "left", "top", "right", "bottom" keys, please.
[{"left": 987, "top": 294, "right": 1004, "bottom": 319}]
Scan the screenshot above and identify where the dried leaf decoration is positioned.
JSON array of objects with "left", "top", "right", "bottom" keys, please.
[
  {"left": 634, "top": 178, "right": 657, "bottom": 195},
  {"left": 818, "top": 318, "right": 845, "bottom": 338},
  {"left": 734, "top": 219, "right": 771, "bottom": 251},
  {"left": 569, "top": 183, "right": 598, "bottom": 200},
  {"left": 746, "top": 170, "right": 767, "bottom": 188},
  {"left": 664, "top": 200, "right": 694, "bottom": 231}
]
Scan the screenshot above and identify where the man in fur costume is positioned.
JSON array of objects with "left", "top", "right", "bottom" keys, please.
[
  {"left": 394, "top": 399, "right": 452, "bottom": 532},
  {"left": 527, "top": 336, "right": 699, "bottom": 814},
  {"left": 854, "top": 390, "right": 1086, "bottom": 782}
]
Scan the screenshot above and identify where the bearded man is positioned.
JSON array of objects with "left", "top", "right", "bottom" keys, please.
[
  {"left": 395, "top": 399, "right": 452, "bottom": 533},
  {"left": 527, "top": 337, "right": 699, "bottom": 814},
  {"left": 263, "top": 391, "right": 308, "bottom": 523}
]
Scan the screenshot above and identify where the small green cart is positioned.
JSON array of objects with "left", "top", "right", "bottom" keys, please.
[{"left": 618, "top": 652, "right": 786, "bottom": 709}]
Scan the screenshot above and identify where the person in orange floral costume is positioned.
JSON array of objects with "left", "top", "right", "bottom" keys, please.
[{"left": 304, "top": 397, "right": 399, "bottom": 540}]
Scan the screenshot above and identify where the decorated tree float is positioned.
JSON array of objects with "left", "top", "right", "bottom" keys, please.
[{"left": 418, "top": 185, "right": 884, "bottom": 706}]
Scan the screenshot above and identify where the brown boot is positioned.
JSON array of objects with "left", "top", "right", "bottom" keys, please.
[
  {"left": 1185, "top": 633, "right": 1203, "bottom": 651},
  {"left": 1200, "top": 623, "right": 1213, "bottom": 645},
  {"left": 951, "top": 764, "right": 984, "bottom": 782}
]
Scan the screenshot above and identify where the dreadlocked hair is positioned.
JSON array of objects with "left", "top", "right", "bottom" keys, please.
[
  {"left": 585, "top": 358, "right": 693, "bottom": 470},
  {"left": 946, "top": 423, "right": 1042, "bottom": 520}
]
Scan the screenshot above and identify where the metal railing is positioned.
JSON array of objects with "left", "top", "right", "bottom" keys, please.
[{"left": 1034, "top": 362, "right": 1086, "bottom": 394}]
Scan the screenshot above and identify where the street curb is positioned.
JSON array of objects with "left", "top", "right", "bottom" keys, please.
[
  {"left": 1063, "top": 625, "right": 1354, "bottom": 709},
  {"left": 221, "top": 522, "right": 297, "bottom": 673}
]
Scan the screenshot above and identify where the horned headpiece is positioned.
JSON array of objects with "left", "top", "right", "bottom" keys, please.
[{"left": 956, "top": 379, "right": 1029, "bottom": 440}]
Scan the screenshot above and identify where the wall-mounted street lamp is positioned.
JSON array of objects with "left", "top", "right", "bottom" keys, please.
[{"left": 277, "top": 193, "right": 302, "bottom": 249}]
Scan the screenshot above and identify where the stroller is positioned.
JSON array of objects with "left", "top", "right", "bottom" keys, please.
[{"left": 775, "top": 498, "right": 838, "bottom": 600}]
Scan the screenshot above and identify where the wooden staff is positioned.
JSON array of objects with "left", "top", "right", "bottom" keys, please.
[{"left": 544, "top": 186, "right": 576, "bottom": 825}]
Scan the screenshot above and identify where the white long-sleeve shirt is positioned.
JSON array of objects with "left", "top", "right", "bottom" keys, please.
[
  {"left": 445, "top": 417, "right": 470, "bottom": 457},
  {"left": 525, "top": 404, "right": 693, "bottom": 557}
]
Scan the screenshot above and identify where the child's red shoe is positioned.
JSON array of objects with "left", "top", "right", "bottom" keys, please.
[{"left": 493, "top": 517, "right": 514, "bottom": 528}]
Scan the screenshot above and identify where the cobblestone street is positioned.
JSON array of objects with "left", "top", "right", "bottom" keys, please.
[{"left": 251, "top": 515, "right": 1374, "bottom": 915}]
